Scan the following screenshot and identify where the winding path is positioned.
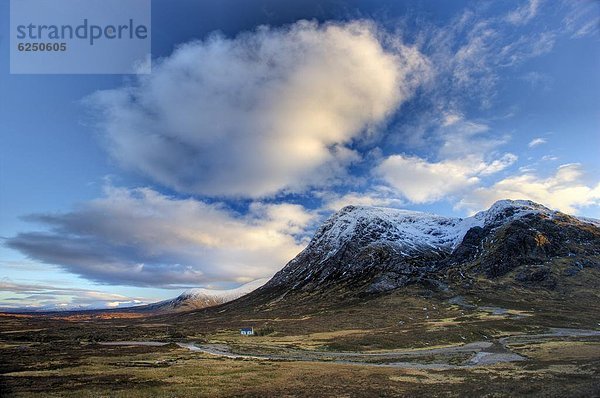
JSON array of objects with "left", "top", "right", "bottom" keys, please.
[{"left": 98, "top": 328, "right": 600, "bottom": 369}]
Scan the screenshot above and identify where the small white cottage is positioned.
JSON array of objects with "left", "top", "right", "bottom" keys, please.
[{"left": 240, "top": 327, "right": 254, "bottom": 336}]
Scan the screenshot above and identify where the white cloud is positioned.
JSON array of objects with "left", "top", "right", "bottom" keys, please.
[
  {"left": 562, "top": 0, "right": 600, "bottom": 39},
  {"left": 375, "top": 153, "right": 517, "bottom": 204},
  {"left": 6, "top": 185, "right": 316, "bottom": 288},
  {"left": 420, "top": 3, "right": 557, "bottom": 110},
  {"left": 528, "top": 137, "right": 547, "bottom": 147},
  {"left": 458, "top": 163, "right": 600, "bottom": 214},
  {"left": 450, "top": 22, "right": 499, "bottom": 96},
  {"left": 441, "top": 112, "right": 463, "bottom": 127},
  {"left": 541, "top": 155, "right": 558, "bottom": 161},
  {"left": 319, "top": 186, "right": 405, "bottom": 211},
  {"left": 376, "top": 155, "right": 475, "bottom": 203},
  {"left": 498, "top": 31, "right": 555, "bottom": 66},
  {"left": 376, "top": 113, "right": 518, "bottom": 204},
  {"left": 0, "top": 279, "right": 152, "bottom": 311},
  {"left": 88, "top": 20, "right": 431, "bottom": 198},
  {"left": 506, "top": 0, "right": 542, "bottom": 25},
  {"left": 437, "top": 119, "right": 498, "bottom": 158},
  {"left": 479, "top": 153, "right": 520, "bottom": 175}
]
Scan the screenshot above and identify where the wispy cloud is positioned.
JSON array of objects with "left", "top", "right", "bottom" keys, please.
[
  {"left": 506, "top": 0, "right": 542, "bottom": 25},
  {"left": 497, "top": 31, "right": 555, "bottom": 67},
  {"left": 520, "top": 71, "right": 552, "bottom": 89},
  {"left": 414, "top": 1, "right": 556, "bottom": 111},
  {"left": 562, "top": 0, "right": 600, "bottom": 39},
  {"left": 370, "top": 1, "right": 595, "bottom": 210},
  {"left": 541, "top": 155, "right": 558, "bottom": 161},
  {"left": 0, "top": 279, "right": 151, "bottom": 311},
  {"left": 318, "top": 186, "right": 405, "bottom": 211},
  {"left": 528, "top": 137, "right": 547, "bottom": 148}
]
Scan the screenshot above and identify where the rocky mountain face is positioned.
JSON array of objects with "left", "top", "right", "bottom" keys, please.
[{"left": 255, "top": 200, "right": 600, "bottom": 299}]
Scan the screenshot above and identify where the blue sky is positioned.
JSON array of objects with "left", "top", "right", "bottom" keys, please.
[{"left": 1, "top": 0, "right": 599, "bottom": 310}]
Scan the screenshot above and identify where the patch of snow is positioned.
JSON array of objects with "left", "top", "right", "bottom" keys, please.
[
  {"left": 470, "top": 199, "right": 556, "bottom": 227},
  {"left": 181, "top": 278, "right": 269, "bottom": 302},
  {"left": 578, "top": 216, "right": 600, "bottom": 227}
]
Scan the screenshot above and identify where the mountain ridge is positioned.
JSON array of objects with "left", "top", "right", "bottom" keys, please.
[{"left": 244, "top": 199, "right": 599, "bottom": 304}]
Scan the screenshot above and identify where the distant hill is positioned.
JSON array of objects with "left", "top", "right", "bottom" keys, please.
[
  {"left": 136, "top": 278, "right": 269, "bottom": 313},
  {"left": 0, "top": 279, "right": 269, "bottom": 317}
]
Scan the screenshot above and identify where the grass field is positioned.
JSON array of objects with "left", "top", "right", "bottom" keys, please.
[{"left": 1, "top": 278, "right": 599, "bottom": 397}]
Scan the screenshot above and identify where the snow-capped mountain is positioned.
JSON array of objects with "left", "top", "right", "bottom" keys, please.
[
  {"left": 139, "top": 278, "right": 269, "bottom": 313},
  {"left": 316, "top": 199, "right": 562, "bottom": 255},
  {"left": 257, "top": 199, "right": 599, "bottom": 296},
  {"left": 299, "top": 199, "right": 556, "bottom": 260}
]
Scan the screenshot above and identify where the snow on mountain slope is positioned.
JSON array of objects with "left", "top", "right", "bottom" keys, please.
[
  {"left": 144, "top": 278, "right": 269, "bottom": 312},
  {"left": 578, "top": 216, "right": 600, "bottom": 228},
  {"left": 312, "top": 206, "right": 463, "bottom": 257},
  {"left": 180, "top": 278, "right": 269, "bottom": 303},
  {"left": 470, "top": 199, "right": 557, "bottom": 227},
  {"left": 307, "top": 199, "right": 558, "bottom": 261}
]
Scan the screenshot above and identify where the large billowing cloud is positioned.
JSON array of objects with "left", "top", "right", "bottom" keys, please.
[
  {"left": 89, "top": 20, "right": 431, "bottom": 198},
  {"left": 5, "top": 186, "right": 315, "bottom": 288}
]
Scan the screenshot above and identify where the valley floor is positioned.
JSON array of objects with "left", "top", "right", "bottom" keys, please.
[
  {"left": 1, "top": 287, "right": 599, "bottom": 397},
  {"left": 1, "top": 330, "right": 599, "bottom": 397},
  {"left": 98, "top": 327, "right": 600, "bottom": 369}
]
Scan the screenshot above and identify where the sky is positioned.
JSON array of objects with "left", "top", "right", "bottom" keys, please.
[{"left": 0, "top": 0, "right": 599, "bottom": 310}]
